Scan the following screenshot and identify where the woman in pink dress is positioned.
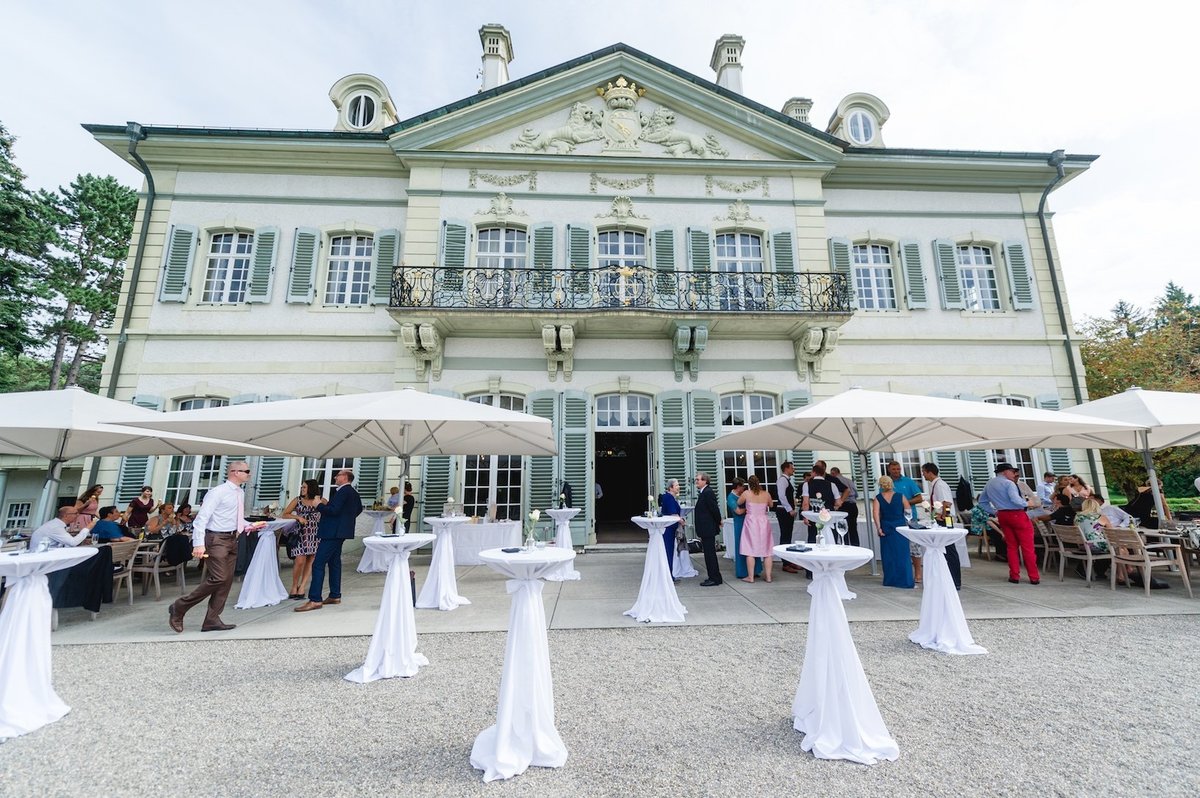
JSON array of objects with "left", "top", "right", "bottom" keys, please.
[
  {"left": 737, "top": 475, "right": 775, "bottom": 583},
  {"left": 73, "top": 484, "right": 104, "bottom": 531}
]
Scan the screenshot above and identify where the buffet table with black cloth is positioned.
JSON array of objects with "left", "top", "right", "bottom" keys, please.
[{"left": 48, "top": 544, "right": 113, "bottom": 613}]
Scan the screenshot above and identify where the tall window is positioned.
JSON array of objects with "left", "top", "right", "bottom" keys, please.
[
  {"left": 719, "top": 393, "right": 778, "bottom": 492},
  {"left": 985, "top": 397, "right": 1038, "bottom": 483},
  {"left": 715, "top": 232, "right": 765, "bottom": 310},
  {"left": 202, "top": 232, "right": 253, "bottom": 303},
  {"left": 476, "top": 227, "right": 528, "bottom": 301},
  {"left": 463, "top": 394, "right": 525, "bottom": 520},
  {"left": 595, "top": 393, "right": 652, "bottom": 429},
  {"left": 325, "top": 234, "right": 373, "bottom": 305},
  {"left": 4, "top": 502, "right": 32, "bottom": 529},
  {"left": 164, "top": 397, "right": 230, "bottom": 506},
  {"left": 301, "top": 457, "right": 356, "bottom": 497},
  {"left": 957, "top": 245, "right": 1001, "bottom": 311},
  {"left": 852, "top": 244, "right": 897, "bottom": 310},
  {"left": 597, "top": 229, "right": 647, "bottom": 305}
]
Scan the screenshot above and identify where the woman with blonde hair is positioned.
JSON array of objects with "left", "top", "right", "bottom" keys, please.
[
  {"left": 737, "top": 475, "right": 775, "bottom": 583},
  {"left": 873, "top": 475, "right": 914, "bottom": 588}
]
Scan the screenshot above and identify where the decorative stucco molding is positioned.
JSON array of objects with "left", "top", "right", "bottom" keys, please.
[
  {"left": 469, "top": 169, "right": 538, "bottom": 191},
  {"left": 714, "top": 199, "right": 764, "bottom": 227},
  {"left": 793, "top": 325, "right": 839, "bottom": 381},
  {"left": 590, "top": 173, "right": 655, "bottom": 194},
  {"left": 400, "top": 322, "right": 443, "bottom": 381},
  {"left": 594, "top": 195, "right": 647, "bottom": 224},
  {"left": 672, "top": 322, "right": 708, "bottom": 382},
  {"left": 543, "top": 324, "right": 575, "bottom": 381},
  {"left": 705, "top": 175, "right": 769, "bottom": 197},
  {"left": 473, "top": 192, "right": 528, "bottom": 223}
]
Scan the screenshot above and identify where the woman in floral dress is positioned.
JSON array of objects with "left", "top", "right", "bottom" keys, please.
[{"left": 282, "top": 479, "right": 322, "bottom": 599}]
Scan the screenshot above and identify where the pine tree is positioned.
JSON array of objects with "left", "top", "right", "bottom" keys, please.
[{"left": 0, "top": 122, "right": 52, "bottom": 356}]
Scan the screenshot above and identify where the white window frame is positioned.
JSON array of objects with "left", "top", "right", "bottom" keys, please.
[
  {"left": 324, "top": 234, "right": 373, "bottom": 306},
  {"left": 4, "top": 501, "right": 32, "bottom": 529},
  {"left": 346, "top": 93, "right": 376, "bottom": 129},
  {"left": 594, "top": 393, "right": 652, "bottom": 430},
  {"left": 847, "top": 109, "right": 875, "bottom": 145},
  {"left": 201, "top": 231, "right": 253, "bottom": 304},
  {"left": 300, "top": 457, "right": 358, "bottom": 497},
  {"left": 597, "top": 228, "right": 648, "bottom": 306},
  {"left": 714, "top": 231, "right": 766, "bottom": 310},
  {"left": 463, "top": 393, "right": 525, "bottom": 520},
  {"left": 164, "top": 397, "right": 230, "bottom": 506},
  {"left": 475, "top": 226, "right": 528, "bottom": 302},
  {"left": 720, "top": 392, "right": 778, "bottom": 492},
  {"left": 957, "top": 244, "right": 1002, "bottom": 311},
  {"left": 851, "top": 242, "right": 898, "bottom": 311}
]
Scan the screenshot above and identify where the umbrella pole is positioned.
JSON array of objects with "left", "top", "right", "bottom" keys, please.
[
  {"left": 858, "top": 450, "right": 879, "bottom": 576},
  {"left": 1138, "top": 431, "right": 1167, "bottom": 526},
  {"left": 35, "top": 459, "right": 66, "bottom": 526}
]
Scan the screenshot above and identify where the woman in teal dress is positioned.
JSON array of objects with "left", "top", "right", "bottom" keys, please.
[
  {"left": 727, "top": 478, "right": 761, "bottom": 580},
  {"left": 873, "top": 475, "right": 914, "bottom": 588}
]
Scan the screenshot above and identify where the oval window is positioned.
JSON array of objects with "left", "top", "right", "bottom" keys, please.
[
  {"left": 347, "top": 94, "right": 376, "bottom": 129},
  {"left": 847, "top": 109, "right": 875, "bottom": 145}
]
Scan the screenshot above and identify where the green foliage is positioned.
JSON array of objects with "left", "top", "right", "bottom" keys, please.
[
  {"left": 0, "top": 354, "right": 101, "bottom": 394},
  {"left": 0, "top": 123, "right": 54, "bottom": 356}
]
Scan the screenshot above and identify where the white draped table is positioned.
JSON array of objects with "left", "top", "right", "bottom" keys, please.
[
  {"left": 236, "top": 522, "right": 292, "bottom": 609},
  {"left": 0, "top": 546, "right": 97, "bottom": 739},
  {"left": 454, "top": 521, "right": 521, "bottom": 566},
  {"left": 672, "top": 504, "right": 698, "bottom": 579},
  {"left": 416, "top": 516, "right": 471, "bottom": 611},
  {"left": 362, "top": 510, "right": 395, "bottom": 536},
  {"left": 775, "top": 544, "right": 899, "bottom": 765},
  {"left": 544, "top": 507, "right": 581, "bottom": 581},
  {"left": 345, "top": 534, "right": 436, "bottom": 683},
  {"left": 471, "top": 547, "right": 575, "bottom": 782},
  {"left": 624, "top": 515, "right": 687, "bottom": 623},
  {"left": 897, "top": 526, "right": 987, "bottom": 655}
]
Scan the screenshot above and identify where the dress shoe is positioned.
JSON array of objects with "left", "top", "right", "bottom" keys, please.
[
  {"left": 1008, "top": 577, "right": 1020, "bottom": 584},
  {"left": 1030, "top": 579, "right": 1040, "bottom": 585},
  {"left": 288, "top": 593, "right": 305, "bottom": 600},
  {"left": 782, "top": 563, "right": 800, "bottom": 573},
  {"left": 201, "top": 622, "right": 236, "bottom": 632},
  {"left": 700, "top": 579, "right": 722, "bottom": 587},
  {"left": 167, "top": 604, "right": 183, "bottom": 634},
  {"left": 322, "top": 597, "right": 342, "bottom": 605},
  {"left": 294, "top": 601, "right": 323, "bottom": 612}
]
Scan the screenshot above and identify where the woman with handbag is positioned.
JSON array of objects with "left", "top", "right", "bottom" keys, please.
[{"left": 281, "top": 479, "right": 322, "bottom": 600}]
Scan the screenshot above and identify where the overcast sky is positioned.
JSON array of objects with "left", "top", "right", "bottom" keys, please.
[{"left": 2, "top": 0, "right": 1193, "bottom": 321}]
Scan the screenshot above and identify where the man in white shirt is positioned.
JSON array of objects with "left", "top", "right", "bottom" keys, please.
[
  {"left": 29, "top": 505, "right": 90, "bottom": 550},
  {"left": 922, "top": 462, "right": 961, "bottom": 590},
  {"left": 169, "top": 460, "right": 252, "bottom": 633},
  {"left": 775, "top": 462, "right": 799, "bottom": 573},
  {"left": 1037, "top": 472, "right": 1056, "bottom": 511}
]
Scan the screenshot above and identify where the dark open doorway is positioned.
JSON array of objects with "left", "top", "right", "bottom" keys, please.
[{"left": 594, "top": 431, "right": 650, "bottom": 543}]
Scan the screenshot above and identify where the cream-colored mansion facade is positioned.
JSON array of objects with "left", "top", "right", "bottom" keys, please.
[{"left": 0, "top": 31, "right": 1097, "bottom": 542}]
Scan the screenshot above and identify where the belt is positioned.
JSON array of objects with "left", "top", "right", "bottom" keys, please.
[
  {"left": 207, "top": 530, "right": 238, "bottom": 535},
  {"left": 996, "top": 508, "right": 1026, "bottom": 514}
]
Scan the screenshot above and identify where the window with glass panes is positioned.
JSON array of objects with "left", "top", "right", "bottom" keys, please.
[
  {"left": 300, "top": 457, "right": 356, "bottom": 498},
  {"left": 164, "top": 398, "right": 230, "bottom": 506},
  {"left": 957, "top": 245, "right": 1002, "bottom": 311},
  {"left": 4, "top": 502, "right": 32, "bottom": 529},
  {"left": 463, "top": 394, "right": 525, "bottom": 520},
  {"left": 719, "top": 393, "right": 778, "bottom": 492},
  {"left": 985, "top": 397, "right": 1039, "bottom": 484},
  {"left": 878, "top": 450, "right": 923, "bottom": 481},
  {"left": 201, "top": 232, "right": 252, "bottom": 303},
  {"left": 325, "top": 234, "right": 373, "bottom": 305},
  {"left": 597, "top": 229, "right": 647, "bottom": 305},
  {"left": 715, "top": 232, "right": 765, "bottom": 310},
  {"left": 475, "top": 227, "right": 528, "bottom": 301},
  {"left": 594, "top": 393, "right": 652, "bottom": 430},
  {"left": 852, "top": 244, "right": 897, "bottom": 310}
]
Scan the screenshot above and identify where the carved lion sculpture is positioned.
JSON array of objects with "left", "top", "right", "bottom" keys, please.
[
  {"left": 512, "top": 102, "right": 604, "bottom": 154},
  {"left": 641, "top": 107, "right": 728, "bottom": 159}
]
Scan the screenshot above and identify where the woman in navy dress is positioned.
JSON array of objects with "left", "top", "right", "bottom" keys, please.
[
  {"left": 659, "top": 479, "right": 682, "bottom": 573},
  {"left": 873, "top": 475, "right": 914, "bottom": 588}
]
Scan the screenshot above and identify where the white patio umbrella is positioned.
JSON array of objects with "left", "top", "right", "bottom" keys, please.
[
  {"left": 693, "top": 387, "right": 1145, "bottom": 572},
  {"left": 0, "top": 388, "right": 292, "bottom": 523}
]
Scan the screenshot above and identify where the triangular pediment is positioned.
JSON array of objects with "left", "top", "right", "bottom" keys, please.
[{"left": 386, "top": 44, "right": 845, "bottom": 165}]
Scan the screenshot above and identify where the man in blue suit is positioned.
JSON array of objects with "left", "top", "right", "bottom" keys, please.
[{"left": 295, "top": 469, "right": 363, "bottom": 612}]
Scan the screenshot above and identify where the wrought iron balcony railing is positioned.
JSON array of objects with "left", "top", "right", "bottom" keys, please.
[{"left": 390, "top": 265, "right": 852, "bottom": 314}]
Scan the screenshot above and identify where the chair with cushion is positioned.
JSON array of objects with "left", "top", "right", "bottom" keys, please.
[
  {"left": 1102, "top": 526, "right": 1193, "bottom": 598},
  {"left": 1051, "top": 523, "right": 1111, "bottom": 587},
  {"left": 106, "top": 540, "right": 140, "bottom": 605},
  {"left": 131, "top": 538, "right": 188, "bottom": 600}
]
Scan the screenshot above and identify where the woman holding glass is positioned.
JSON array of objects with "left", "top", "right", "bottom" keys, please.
[{"left": 281, "top": 479, "right": 322, "bottom": 599}]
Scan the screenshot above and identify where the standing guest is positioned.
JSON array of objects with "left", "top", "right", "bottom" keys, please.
[
  {"left": 658, "top": 479, "right": 682, "bottom": 573},
  {"left": 692, "top": 472, "right": 723, "bottom": 586},
  {"left": 73, "top": 484, "right": 104, "bottom": 531},
  {"left": 92, "top": 506, "right": 135, "bottom": 542},
  {"left": 296, "top": 469, "right": 363, "bottom": 612},
  {"left": 828, "top": 466, "right": 860, "bottom": 547},
  {"left": 402, "top": 481, "right": 415, "bottom": 533},
  {"left": 727, "top": 477, "right": 761, "bottom": 580},
  {"left": 281, "top": 479, "right": 322, "bottom": 600},
  {"left": 737, "top": 475, "right": 774, "bottom": 583},
  {"left": 887, "top": 461, "right": 926, "bottom": 583},
  {"left": 124, "top": 486, "right": 155, "bottom": 532},
  {"left": 921, "top": 463, "right": 961, "bottom": 589},
  {"left": 1037, "top": 472, "right": 1057, "bottom": 511},
  {"left": 800, "top": 461, "right": 842, "bottom": 578},
  {"left": 1122, "top": 480, "right": 1172, "bottom": 529},
  {"left": 385, "top": 485, "right": 401, "bottom": 531},
  {"left": 774, "top": 461, "right": 800, "bottom": 573},
  {"left": 873, "top": 475, "right": 914, "bottom": 588},
  {"left": 29, "top": 506, "right": 90, "bottom": 550},
  {"left": 168, "top": 461, "right": 254, "bottom": 633},
  {"left": 978, "top": 462, "right": 1041, "bottom": 585}
]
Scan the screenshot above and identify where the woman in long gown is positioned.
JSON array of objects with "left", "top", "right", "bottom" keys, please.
[
  {"left": 873, "top": 475, "right": 914, "bottom": 588},
  {"left": 737, "top": 475, "right": 775, "bottom": 583},
  {"left": 659, "top": 479, "right": 682, "bottom": 573}
]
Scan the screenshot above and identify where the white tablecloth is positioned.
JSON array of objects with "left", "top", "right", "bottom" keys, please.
[
  {"left": 624, "top": 516, "right": 687, "bottom": 623},
  {"left": 416, "top": 516, "right": 471, "bottom": 611},
  {"left": 470, "top": 547, "right": 574, "bottom": 782},
  {"left": 897, "top": 527, "right": 987, "bottom": 656},
  {"left": 0, "top": 547, "right": 97, "bottom": 739},
  {"left": 775, "top": 545, "right": 899, "bottom": 765},
  {"left": 362, "top": 510, "right": 395, "bottom": 536},
  {"left": 236, "top": 524, "right": 291, "bottom": 609},
  {"left": 544, "top": 508, "right": 581, "bottom": 581},
  {"left": 345, "top": 534, "right": 436, "bottom": 683},
  {"left": 455, "top": 521, "right": 522, "bottom": 566}
]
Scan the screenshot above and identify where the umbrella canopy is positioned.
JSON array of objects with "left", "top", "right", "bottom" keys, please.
[{"left": 117, "top": 388, "right": 558, "bottom": 462}]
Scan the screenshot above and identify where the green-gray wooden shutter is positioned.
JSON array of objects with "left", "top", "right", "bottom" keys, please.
[
  {"left": 655, "top": 391, "right": 688, "bottom": 493},
  {"left": 439, "top": 220, "right": 468, "bottom": 293},
  {"left": 566, "top": 222, "right": 592, "bottom": 297},
  {"left": 561, "top": 390, "right": 593, "bottom": 544},
  {"left": 253, "top": 393, "right": 294, "bottom": 505},
  {"left": 689, "top": 390, "right": 721, "bottom": 484},
  {"left": 116, "top": 394, "right": 164, "bottom": 503},
  {"left": 355, "top": 457, "right": 385, "bottom": 504},
  {"left": 370, "top": 229, "right": 400, "bottom": 305},
  {"left": 1036, "top": 394, "right": 1073, "bottom": 475},
  {"left": 652, "top": 226, "right": 676, "bottom": 299},
  {"left": 245, "top": 226, "right": 279, "bottom": 303},
  {"left": 158, "top": 224, "right": 198, "bottom": 303},
  {"left": 898, "top": 238, "right": 928, "bottom": 310},
  {"left": 965, "top": 450, "right": 991, "bottom": 494},
  {"left": 418, "top": 389, "right": 460, "bottom": 519},
  {"left": 781, "top": 390, "right": 815, "bottom": 473},
  {"left": 850, "top": 453, "right": 877, "bottom": 499},
  {"left": 771, "top": 229, "right": 797, "bottom": 299},
  {"left": 526, "top": 390, "right": 558, "bottom": 516},
  {"left": 531, "top": 223, "right": 556, "bottom": 293},
  {"left": 828, "top": 237, "right": 854, "bottom": 305},
  {"left": 933, "top": 239, "right": 964, "bottom": 310},
  {"left": 1003, "top": 240, "right": 1034, "bottom": 310},
  {"left": 932, "top": 451, "right": 962, "bottom": 486},
  {"left": 286, "top": 227, "right": 320, "bottom": 304},
  {"left": 687, "top": 228, "right": 712, "bottom": 303}
]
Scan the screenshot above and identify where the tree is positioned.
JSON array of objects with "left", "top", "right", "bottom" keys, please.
[{"left": 0, "top": 122, "right": 52, "bottom": 357}]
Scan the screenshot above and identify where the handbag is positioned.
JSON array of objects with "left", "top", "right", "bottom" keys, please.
[{"left": 687, "top": 539, "right": 702, "bottom": 554}]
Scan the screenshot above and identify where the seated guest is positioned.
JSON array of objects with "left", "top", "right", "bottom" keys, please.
[
  {"left": 1034, "top": 492, "right": 1076, "bottom": 527},
  {"left": 145, "top": 502, "right": 177, "bottom": 536},
  {"left": 29, "top": 506, "right": 91, "bottom": 550},
  {"left": 92, "top": 506, "right": 136, "bottom": 542},
  {"left": 175, "top": 503, "right": 194, "bottom": 526}
]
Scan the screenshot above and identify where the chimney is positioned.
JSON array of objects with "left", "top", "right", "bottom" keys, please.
[
  {"left": 709, "top": 34, "right": 745, "bottom": 93},
  {"left": 782, "top": 97, "right": 814, "bottom": 125},
  {"left": 479, "top": 24, "right": 514, "bottom": 91}
]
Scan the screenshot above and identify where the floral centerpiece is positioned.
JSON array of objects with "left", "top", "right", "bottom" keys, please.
[
  {"left": 647, "top": 494, "right": 657, "bottom": 516},
  {"left": 524, "top": 509, "right": 542, "bottom": 549},
  {"left": 814, "top": 507, "right": 834, "bottom": 547},
  {"left": 558, "top": 492, "right": 567, "bottom": 509}
]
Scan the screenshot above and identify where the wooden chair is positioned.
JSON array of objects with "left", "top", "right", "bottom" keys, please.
[
  {"left": 1102, "top": 526, "right": 1193, "bottom": 598},
  {"left": 1051, "top": 523, "right": 1111, "bottom": 587},
  {"left": 131, "top": 539, "right": 188, "bottom": 600},
  {"left": 106, "top": 540, "right": 140, "bottom": 605},
  {"left": 1035, "top": 519, "right": 1060, "bottom": 573}
]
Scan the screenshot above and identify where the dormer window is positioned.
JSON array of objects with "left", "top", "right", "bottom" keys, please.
[
  {"left": 847, "top": 109, "right": 875, "bottom": 145},
  {"left": 346, "top": 94, "right": 376, "bottom": 129}
]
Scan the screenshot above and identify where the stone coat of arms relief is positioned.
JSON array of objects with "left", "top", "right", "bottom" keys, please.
[{"left": 511, "top": 77, "right": 729, "bottom": 158}]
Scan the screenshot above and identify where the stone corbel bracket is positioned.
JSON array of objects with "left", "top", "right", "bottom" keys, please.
[
  {"left": 400, "top": 322, "right": 443, "bottom": 381},
  {"left": 793, "top": 325, "right": 839, "bottom": 381},
  {"left": 672, "top": 322, "right": 708, "bottom": 382},
  {"left": 542, "top": 323, "right": 575, "bottom": 381}
]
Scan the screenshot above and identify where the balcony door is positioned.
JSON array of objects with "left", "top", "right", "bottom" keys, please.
[{"left": 715, "top": 232, "right": 766, "bottom": 310}]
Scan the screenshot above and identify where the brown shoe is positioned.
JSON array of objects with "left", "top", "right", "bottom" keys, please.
[
  {"left": 322, "top": 597, "right": 342, "bottom": 605},
  {"left": 201, "top": 622, "right": 237, "bottom": 632},
  {"left": 782, "top": 563, "right": 801, "bottom": 573},
  {"left": 168, "top": 604, "right": 184, "bottom": 634},
  {"left": 294, "top": 601, "right": 324, "bottom": 612}
]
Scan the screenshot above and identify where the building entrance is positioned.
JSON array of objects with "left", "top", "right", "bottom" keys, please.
[{"left": 593, "top": 431, "right": 651, "bottom": 543}]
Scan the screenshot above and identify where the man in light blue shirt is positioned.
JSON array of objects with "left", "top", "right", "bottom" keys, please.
[
  {"left": 978, "top": 462, "right": 1041, "bottom": 585},
  {"left": 1037, "top": 472, "right": 1056, "bottom": 511},
  {"left": 886, "top": 461, "right": 924, "bottom": 523}
]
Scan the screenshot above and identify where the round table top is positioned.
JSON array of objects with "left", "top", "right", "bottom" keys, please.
[
  {"left": 0, "top": 545, "right": 97, "bottom": 579},
  {"left": 362, "top": 533, "right": 436, "bottom": 552},
  {"left": 773, "top": 544, "right": 873, "bottom": 571},
  {"left": 363, "top": 509, "right": 397, "bottom": 516},
  {"left": 424, "top": 515, "right": 470, "bottom": 529},
  {"left": 630, "top": 515, "right": 680, "bottom": 531},
  {"left": 479, "top": 546, "right": 575, "bottom": 580},
  {"left": 895, "top": 525, "right": 967, "bottom": 546},
  {"left": 545, "top": 507, "right": 581, "bottom": 519},
  {"left": 802, "top": 509, "right": 848, "bottom": 522}
]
